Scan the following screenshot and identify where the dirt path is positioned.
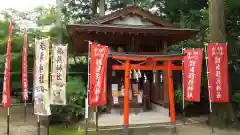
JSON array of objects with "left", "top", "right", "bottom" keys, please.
[
  {"left": 92, "top": 123, "right": 240, "bottom": 135},
  {"left": 0, "top": 105, "right": 46, "bottom": 135},
  {"left": 0, "top": 105, "right": 239, "bottom": 135}
]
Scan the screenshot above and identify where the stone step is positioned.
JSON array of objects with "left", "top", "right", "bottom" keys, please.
[{"left": 98, "top": 121, "right": 171, "bottom": 130}]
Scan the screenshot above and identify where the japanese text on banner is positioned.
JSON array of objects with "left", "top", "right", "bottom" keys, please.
[
  {"left": 2, "top": 18, "right": 13, "bottom": 108},
  {"left": 183, "top": 49, "right": 203, "bottom": 102},
  {"left": 207, "top": 44, "right": 229, "bottom": 102},
  {"left": 34, "top": 38, "right": 51, "bottom": 116},
  {"left": 50, "top": 44, "right": 68, "bottom": 105},
  {"left": 22, "top": 29, "right": 28, "bottom": 101},
  {"left": 89, "top": 43, "right": 108, "bottom": 106}
]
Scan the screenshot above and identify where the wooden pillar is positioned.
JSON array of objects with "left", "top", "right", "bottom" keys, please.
[
  {"left": 167, "top": 60, "right": 176, "bottom": 132},
  {"left": 107, "top": 46, "right": 114, "bottom": 113},
  {"left": 163, "top": 41, "right": 169, "bottom": 108},
  {"left": 123, "top": 60, "right": 130, "bottom": 135},
  {"left": 117, "top": 47, "right": 124, "bottom": 52}
]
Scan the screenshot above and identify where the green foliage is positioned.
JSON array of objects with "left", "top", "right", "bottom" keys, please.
[
  {"left": 50, "top": 125, "right": 86, "bottom": 135},
  {"left": 232, "top": 92, "right": 240, "bottom": 109},
  {"left": 51, "top": 76, "right": 86, "bottom": 123},
  {"left": 174, "top": 87, "right": 183, "bottom": 104},
  {"left": 34, "top": 7, "right": 56, "bottom": 26},
  {"left": 62, "top": 0, "right": 94, "bottom": 22}
]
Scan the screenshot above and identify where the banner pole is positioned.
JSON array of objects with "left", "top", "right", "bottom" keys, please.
[
  {"left": 182, "top": 48, "right": 185, "bottom": 124},
  {"left": 37, "top": 115, "right": 40, "bottom": 135},
  {"left": 85, "top": 41, "right": 91, "bottom": 135},
  {"left": 204, "top": 44, "right": 214, "bottom": 133},
  {"left": 96, "top": 107, "right": 98, "bottom": 131},
  {"left": 47, "top": 43, "right": 52, "bottom": 135},
  {"left": 7, "top": 107, "right": 10, "bottom": 135},
  {"left": 24, "top": 101, "right": 27, "bottom": 122}
]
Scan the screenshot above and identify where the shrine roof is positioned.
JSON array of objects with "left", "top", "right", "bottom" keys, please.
[
  {"left": 84, "top": 5, "right": 175, "bottom": 27},
  {"left": 66, "top": 5, "right": 198, "bottom": 54}
]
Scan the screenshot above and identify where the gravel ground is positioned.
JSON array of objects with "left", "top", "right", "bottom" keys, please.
[
  {"left": 0, "top": 105, "right": 46, "bottom": 135},
  {"left": 0, "top": 105, "right": 239, "bottom": 135},
  {"left": 92, "top": 123, "right": 240, "bottom": 135}
]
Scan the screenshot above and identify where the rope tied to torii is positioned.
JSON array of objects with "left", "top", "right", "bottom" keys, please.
[{"left": 114, "top": 59, "right": 146, "bottom": 82}]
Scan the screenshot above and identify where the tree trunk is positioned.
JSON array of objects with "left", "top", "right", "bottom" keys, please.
[
  {"left": 208, "top": 0, "right": 235, "bottom": 128},
  {"left": 92, "top": 0, "right": 98, "bottom": 16}
]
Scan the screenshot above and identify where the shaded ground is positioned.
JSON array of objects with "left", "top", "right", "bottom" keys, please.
[
  {"left": 90, "top": 124, "right": 240, "bottom": 135},
  {"left": 0, "top": 105, "right": 239, "bottom": 135},
  {"left": 0, "top": 105, "right": 46, "bottom": 135}
]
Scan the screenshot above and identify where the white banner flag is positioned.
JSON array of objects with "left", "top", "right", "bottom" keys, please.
[
  {"left": 50, "top": 44, "right": 68, "bottom": 105},
  {"left": 33, "top": 38, "right": 51, "bottom": 116}
]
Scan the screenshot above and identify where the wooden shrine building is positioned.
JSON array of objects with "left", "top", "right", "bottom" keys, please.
[{"left": 67, "top": 5, "right": 198, "bottom": 126}]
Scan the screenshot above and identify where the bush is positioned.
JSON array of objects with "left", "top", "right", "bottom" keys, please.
[
  {"left": 174, "top": 87, "right": 183, "bottom": 105},
  {"left": 232, "top": 92, "right": 240, "bottom": 121},
  {"left": 51, "top": 76, "right": 86, "bottom": 124}
]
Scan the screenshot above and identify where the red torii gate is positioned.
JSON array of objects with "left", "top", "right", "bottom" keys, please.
[{"left": 111, "top": 53, "right": 184, "bottom": 135}]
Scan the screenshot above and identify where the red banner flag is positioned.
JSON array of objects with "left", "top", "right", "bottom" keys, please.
[
  {"left": 22, "top": 28, "right": 28, "bottom": 101},
  {"left": 2, "top": 18, "right": 13, "bottom": 108},
  {"left": 207, "top": 43, "right": 229, "bottom": 102},
  {"left": 184, "top": 48, "right": 203, "bottom": 102},
  {"left": 89, "top": 43, "right": 109, "bottom": 106}
]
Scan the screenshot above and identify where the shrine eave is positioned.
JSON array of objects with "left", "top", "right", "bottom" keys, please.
[
  {"left": 67, "top": 24, "right": 198, "bottom": 36},
  {"left": 66, "top": 24, "right": 198, "bottom": 54},
  {"left": 77, "top": 51, "right": 185, "bottom": 59}
]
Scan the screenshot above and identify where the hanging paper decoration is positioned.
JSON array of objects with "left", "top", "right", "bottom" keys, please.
[
  {"left": 160, "top": 72, "right": 163, "bottom": 83},
  {"left": 134, "top": 70, "right": 139, "bottom": 81},
  {"left": 2, "top": 18, "right": 13, "bottom": 108},
  {"left": 207, "top": 43, "right": 229, "bottom": 102},
  {"left": 33, "top": 38, "right": 51, "bottom": 116},
  {"left": 22, "top": 28, "right": 28, "bottom": 101},
  {"left": 138, "top": 70, "right": 141, "bottom": 78},
  {"left": 50, "top": 44, "right": 68, "bottom": 105},
  {"left": 111, "top": 84, "right": 118, "bottom": 104},
  {"left": 183, "top": 48, "right": 203, "bottom": 102},
  {"left": 89, "top": 43, "right": 109, "bottom": 106},
  {"left": 153, "top": 70, "right": 156, "bottom": 83},
  {"left": 144, "top": 73, "right": 147, "bottom": 83}
]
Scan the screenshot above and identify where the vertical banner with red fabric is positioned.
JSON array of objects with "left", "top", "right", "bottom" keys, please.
[
  {"left": 207, "top": 43, "right": 229, "bottom": 102},
  {"left": 184, "top": 48, "right": 203, "bottom": 102},
  {"left": 22, "top": 28, "right": 28, "bottom": 101},
  {"left": 2, "top": 18, "right": 13, "bottom": 108},
  {"left": 89, "top": 43, "right": 109, "bottom": 106}
]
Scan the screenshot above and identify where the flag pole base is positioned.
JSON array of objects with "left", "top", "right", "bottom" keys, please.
[
  {"left": 170, "top": 122, "right": 177, "bottom": 133},
  {"left": 47, "top": 116, "right": 50, "bottom": 135},
  {"left": 182, "top": 110, "right": 186, "bottom": 124},
  {"left": 208, "top": 113, "right": 214, "bottom": 133},
  {"left": 85, "top": 118, "right": 88, "bottom": 135},
  {"left": 24, "top": 102, "right": 27, "bottom": 123},
  {"left": 123, "top": 125, "right": 129, "bottom": 135},
  {"left": 37, "top": 115, "right": 40, "bottom": 135},
  {"left": 7, "top": 114, "right": 10, "bottom": 135}
]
